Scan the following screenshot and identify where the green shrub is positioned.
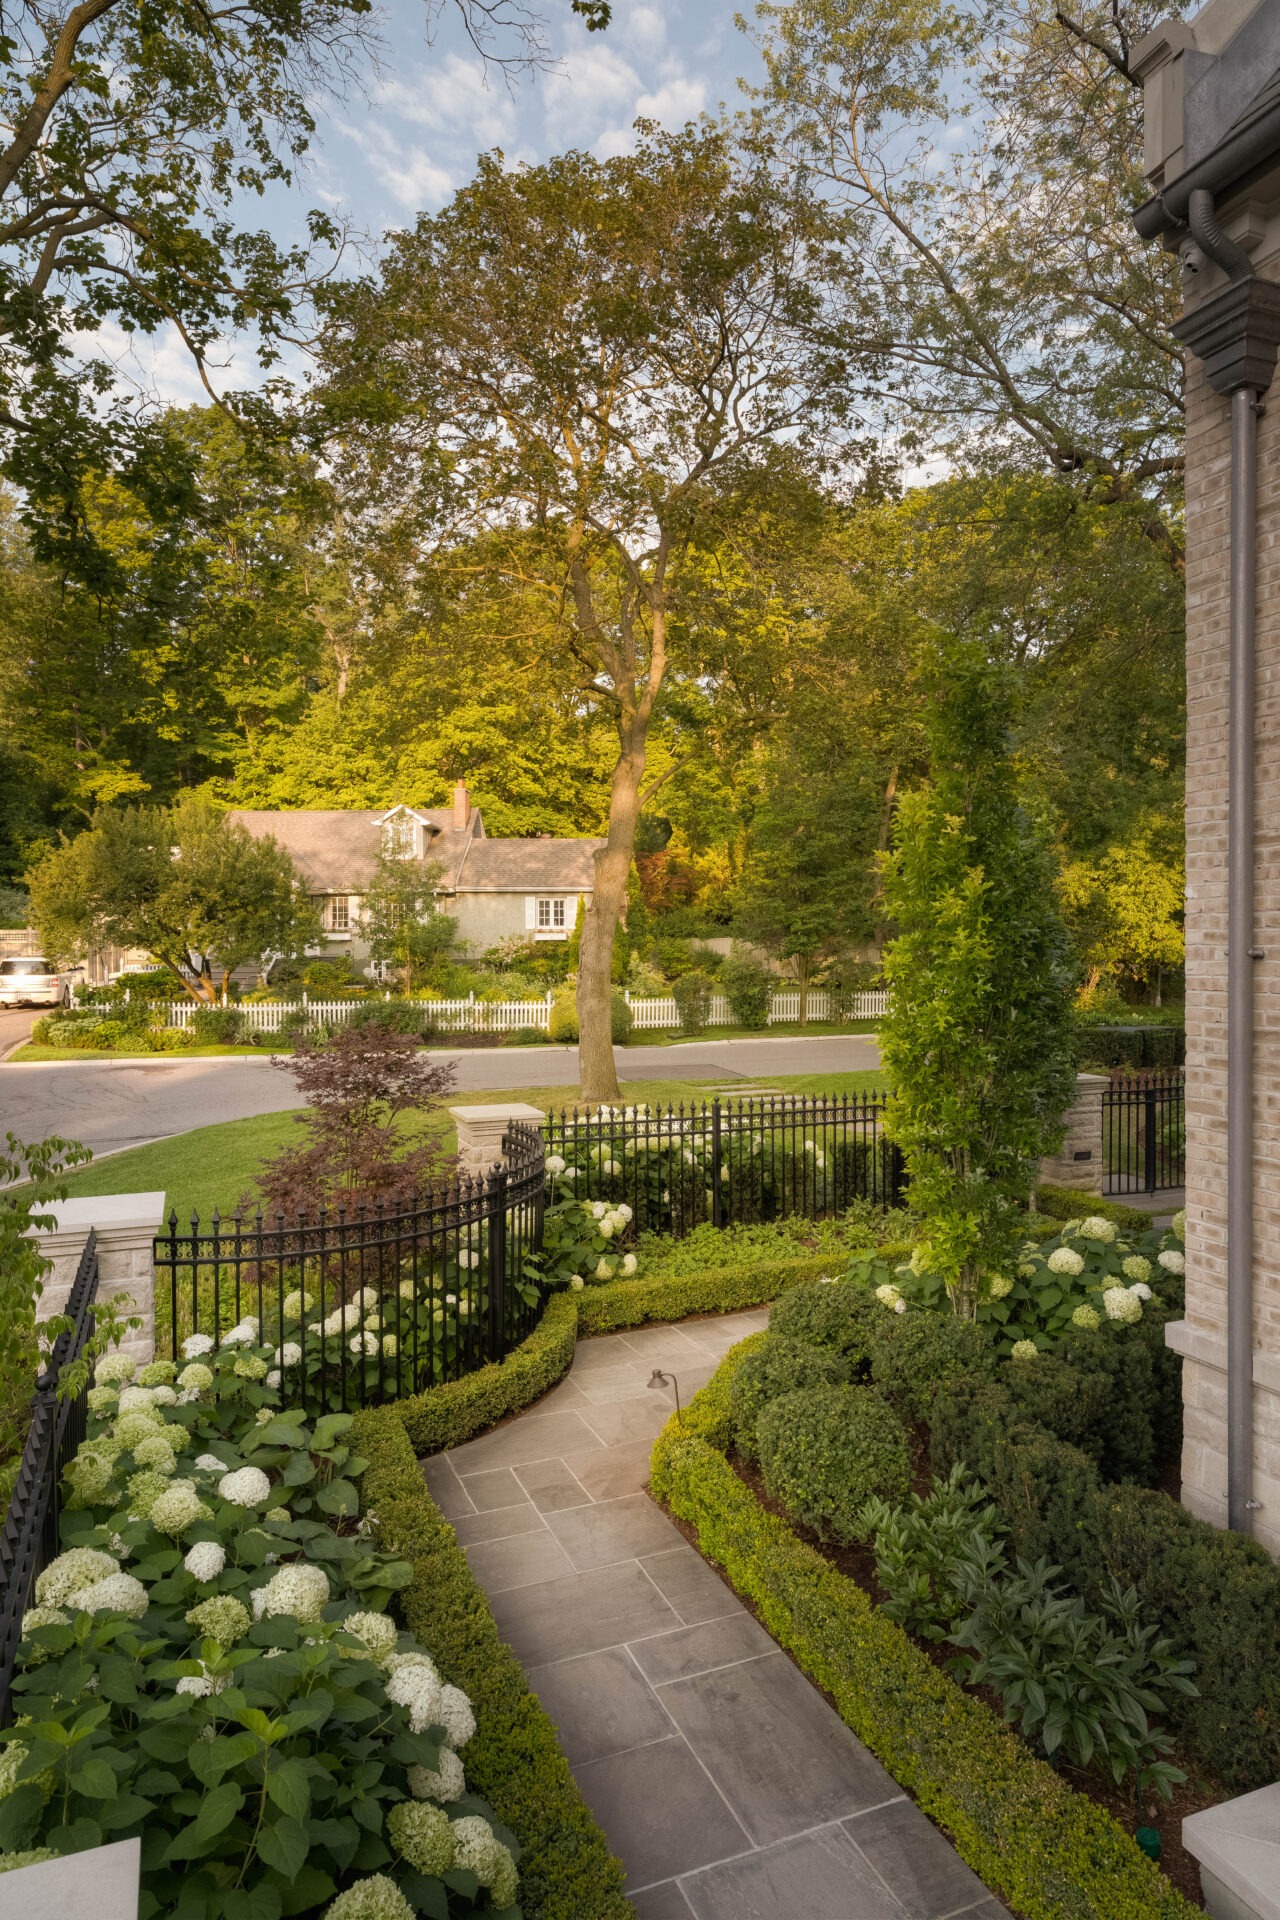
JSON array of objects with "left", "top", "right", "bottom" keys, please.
[
  {"left": 393, "top": 1293, "right": 578, "bottom": 1457},
  {"left": 341, "top": 998, "right": 438, "bottom": 1041},
  {"left": 651, "top": 1401, "right": 1197, "bottom": 1920},
  {"left": 728, "top": 1335, "right": 848, "bottom": 1458},
  {"left": 574, "top": 1252, "right": 839, "bottom": 1334},
  {"left": 867, "top": 1309, "right": 998, "bottom": 1425},
  {"left": 768, "top": 1273, "right": 884, "bottom": 1365},
  {"left": 757, "top": 1384, "right": 910, "bottom": 1541},
  {"left": 720, "top": 951, "right": 772, "bottom": 1029},
  {"left": 547, "top": 988, "right": 578, "bottom": 1042},
  {"left": 672, "top": 968, "right": 713, "bottom": 1035},
  {"left": 188, "top": 1005, "right": 245, "bottom": 1045},
  {"left": 354, "top": 1406, "right": 631, "bottom": 1920},
  {"left": 610, "top": 989, "right": 632, "bottom": 1044},
  {"left": 1034, "top": 1186, "right": 1154, "bottom": 1233},
  {"left": 637, "top": 1212, "right": 912, "bottom": 1276}
]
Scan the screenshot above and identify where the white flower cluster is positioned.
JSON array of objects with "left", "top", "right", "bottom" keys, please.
[
  {"left": 1102, "top": 1286, "right": 1143, "bottom": 1325},
  {"left": 35, "top": 1550, "right": 148, "bottom": 1622},
  {"left": 180, "top": 1333, "right": 216, "bottom": 1360},
  {"left": 218, "top": 1465, "right": 272, "bottom": 1507},
  {"left": 1159, "top": 1248, "right": 1185, "bottom": 1275},
  {"left": 873, "top": 1283, "right": 906, "bottom": 1314},
  {"left": 1046, "top": 1246, "right": 1085, "bottom": 1277},
  {"left": 1077, "top": 1217, "right": 1117, "bottom": 1244},
  {"left": 252, "top": 1564, "right": 330, "bottom": 1624},
  {"left": 219, "top": 1317, "right": 259, "bottom": 1348},
  {"left": 184, "top": 1540, "right": 226, "bottom": 1583}
]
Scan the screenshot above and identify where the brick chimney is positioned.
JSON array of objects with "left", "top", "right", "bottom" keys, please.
[{"left": 452, "top": 779, "right": 470, "bottom": 828}]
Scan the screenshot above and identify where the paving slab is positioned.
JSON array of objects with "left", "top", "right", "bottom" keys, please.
[{"left": 424, "top": 1313, "right": 998, "bottom": 1918}]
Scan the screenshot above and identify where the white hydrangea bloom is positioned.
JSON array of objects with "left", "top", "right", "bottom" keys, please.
[
  {"left": 569, "top": 1276, "right": 584, "bottom": 1291},
  {"left": 1046, "top": 1247, "right": 1085, "bottom": 1276},
  {"left": 1079, "top": 1216, "right": 1117, "bottom": 1244},
  {"left": 252, "top": 1564, "right": 330, "bottom": 1624},
  {"left": 218, "top": 1466, "right": 271, "bottom": 1506},
  {"left": 873, "top": 1283, "right": 902, "bottom": 1308},
  {"left": 598, "top": 1217, "right": 615, "bottom": 1238},
  {"left": 184, "top": 1540, "right": 226, "bottom": 1582},
  {"left": 1130, "top": 1282, "right": 1154, "bottom": 1302},
  {"left": 94, "top": 1353, "right": 136, "bottom": 1385},
  {"left": 176, "top": 1663, "right": 230, "bottom": 1698},
  {"left": 595, "top": 1259, "right": 612, "bottom": 1280},
  {"left": 385, "top": 1650, "right": 443, "bottom": 1733},
  {"left": 150, "top": 1481, "right": 208, "bottom": 1536},
  {"left": 1102, "top": 1286, "right": 1142, "bottom": 1324},
  {"left": 450, "top": 1815, "right": 517, "bottom": 1908},
  {"left": 1172, "top": 1209, "right": 1186, "bottom": 1242},
  {"left": 131, "top": 1434, "right": 177, "bottom": 1474},
  {"left": 591, "top": 1201, "right": 607, "bottom": 1219},
  {"left": 349, "top": 1331, "right": 379, "bottom": 1357},
  {"left": 72, "top": 1571, "right": 148, "bottom": 1619},
  {"left": 193, "top": 1453, "right": 226, "bottom": 1472},
  {"left": 622, "top": 1253, "right": 637, "bottom": 1276},
  {"left": 987, "top": 1274, "right": 1013, "bottom": 1299},
  {"left": 219, "top": 1321, "right": 258, "bottom": 1348},
  {"left": 323, "top": 1875, "right": 416, "bottom": 1920},
  {"left": 615, "top": 1203, "right": 633, "bottom": 1222},
  {"left": 181, "top": 1334, "right": 215, "bottom": 1359},
  {"left": 408, "top": 1749, "right": 466, "bottom": 1803},
  {"left": 1159, "top": 1249, "right": 1185, "bottom": 1275},
  {"left": 35, "top": 1546, "right": 119, "bottom": 1607},
  {"left": 1122, "top": 1255, "right": 1153, "bottom": 1284},
  {"left": 343, "top": 1611, "right": 398, "bottom": 1666},
  {"left": 1071, "top": 1304, "right": 1100, "bottom": 1330},
  {"left": 177, "top": 1363, "right": 214, "bottom": 1391},
  {"left": 150, "top": 1385, "right": 178, "bottom": 1406},
  {"left": 437, "top": 1684, "right": 476, "bottom": 1749},
  {"left": 1011, "top": 1339, "right": 1039, "bottom": 1361},
  {"left": 282, "top": 1290, "right": 314, "bottom": 1319},
  {"left": 266, "top": 1370, "right": 281, "bottom": 1389},
  {"left": 273, "top": 1342, "right": 303, "bottom": 1368},
  {"left": 545, "top": 1155, "right": 566, "bottom": 1174},
  {"left": 86, "top": 1385, "right": 118, "bottom": 1415}
]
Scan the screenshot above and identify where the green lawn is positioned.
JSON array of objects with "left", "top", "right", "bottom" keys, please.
[{"left": 30, "top": 1069, "right": 889, "bottom": 1224}]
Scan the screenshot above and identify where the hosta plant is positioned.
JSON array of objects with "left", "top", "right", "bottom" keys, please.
[{"left": 0, "top": 1339, "right": 520, "bottom": 1917}]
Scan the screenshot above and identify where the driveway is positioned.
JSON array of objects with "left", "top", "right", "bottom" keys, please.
[
  {"left": 0, "top": 1006, "right": 40, "bottom": 1060},
  {"left": 0, "top": 1034, "right": 882, "bottom": 1163}
]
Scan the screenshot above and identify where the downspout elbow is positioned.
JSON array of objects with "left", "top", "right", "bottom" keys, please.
[{"left": 1187, "top": 188, "right": 1254, "bottom": 283}]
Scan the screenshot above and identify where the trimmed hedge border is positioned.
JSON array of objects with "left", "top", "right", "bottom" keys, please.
[
  {"left": 649, "top": 1343, "right": 1199, "bottom": 1920},
  {"left": 1035, "top": 1185, "right": 1162, "bottom": 1232},
  {"left": 392, "top": 1292, "right": 580, "bottom": 1456},
  {"left": 352, "top": 1403, "right": 632, "bottom": 1920},
  {"left": 575, "top": 1249, "right": 867, "bottom": 1334}
]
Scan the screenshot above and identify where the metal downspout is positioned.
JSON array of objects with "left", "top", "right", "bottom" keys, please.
[{"left": 1188, "top": 188, "right": 1259, "bottom": 1533}]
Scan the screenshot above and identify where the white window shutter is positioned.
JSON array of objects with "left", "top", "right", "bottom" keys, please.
[{"left": 525, "top": 896, "right": 537, "bottom": 930}]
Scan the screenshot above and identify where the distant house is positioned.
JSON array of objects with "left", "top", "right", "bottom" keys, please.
[{"left": 229, "top": 783, "right": 603, "bottom": 965}]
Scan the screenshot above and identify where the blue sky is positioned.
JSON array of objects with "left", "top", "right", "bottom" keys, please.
[{"left": 111, "top": 0, "right": 764, "bottom": 406}]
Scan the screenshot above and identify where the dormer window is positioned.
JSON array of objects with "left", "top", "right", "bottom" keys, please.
[{"left": 382, "top": 812, "right": 419, "bottom": 860}]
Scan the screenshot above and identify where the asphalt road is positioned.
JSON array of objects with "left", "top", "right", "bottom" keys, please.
[{"left": 0, "top": 1034, "right": 882, "bottom": 1162}]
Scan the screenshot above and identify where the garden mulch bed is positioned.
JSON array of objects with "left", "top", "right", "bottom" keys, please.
[{"left": 721, "top": 1448, "right": 1217, "bottom": 1911}]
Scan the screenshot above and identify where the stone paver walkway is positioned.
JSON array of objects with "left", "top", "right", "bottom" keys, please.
[{"left": 422, "top": 1311, "right": 1004, "bottom": 1920}]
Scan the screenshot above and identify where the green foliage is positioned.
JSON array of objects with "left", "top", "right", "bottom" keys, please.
[
  {"left": 609, "top": 989, "right": 632, "bottom": 1044},
  {"left": 867, "top": 1307, "right": 998, "bottom": 1426},
  {"left": 1060, "top": 817, "right": 1184, "bottom": 1000},
  {"left": 0, "top": 884, "right": 28, "bottom": 927},
  {"left": 638, "top": 1209, "right": 911, "bottom": 1276},
  {"left": 547, "top": 989, "right": 578, "bottom": 1043},
  {"left": 188, "top": 1007, "right": 245, "bottom": 1047},
  {"left": 671, "top": 969, "right": 714, "bottom": 1035},
  {"left": 27, "top": 799, "right": 321, "bottom": 1002},
  {"left": 359, "top": 852, "right": 458, "bottom": 994},
  {"left": 533, "top": 1186, "right": 637, "bottom": 1290},
  {"left": 339, "top": 1000, "right": 439, "bottom": 1042},
  {"left": 879, "top": 640, "right": 1078, "bottom": 1315},
  {"left": 651, "top": 1392, "right": 1198, "bottom": 1920},
  {"left": 391, "top": 1295, "right": 580, "bottom": 1459},
  {"left": 978, "top": 1216, "right": 1183, "bottom": 1359},
  {"left": 4, "top": 1340, "right": 529, "bottom": 1916},
  {"left": 729, "top": 1337, "right": 849, "bottom": 1458},
  {"left": 353, "top": 1404, "right": 631, "bottom": 1920},
  {"left": 756, "top": 1384, "right": 910, "bottom": 1541},
  {"left": 720, "top": 951, "right": 773, "bottom": 1029},
  {"left": 573, "top": 1254, "right": 841, "bottom": 1335},
  {"left": 0, "top": 1133, "right": 93, "bottom": 1492},
  {"left": 861, "top": 1465, "right": 1003, "bottom": 1645},
  {"left": 767, "top": 1270, "right": 885, "bottom": 1364},
  {"left": 1034, "top": 1187, "right": 1154, "bottom": 1233}
]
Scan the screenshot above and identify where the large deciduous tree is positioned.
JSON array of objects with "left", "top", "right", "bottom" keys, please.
[
  {"left": 318, "top": 124, "right": 861, "bottom": 1098},
  {"left": 27, "top": 797, "right": 320, "bottom": 999},
  {"left": 752, "top": 0, "right": 1185, "bottom": 567}
]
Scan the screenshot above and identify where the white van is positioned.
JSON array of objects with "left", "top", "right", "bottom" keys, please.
[{"left": 0, "top": 956, "right": 78, "bottom": 1007}]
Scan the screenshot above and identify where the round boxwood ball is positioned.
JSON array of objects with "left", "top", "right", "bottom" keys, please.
[
  {"left": 757, "top": 1384, "right": 911, "bottom": 1542},
  {"left": 769, "top": 1279, "right": 881, "bottom": 1369},
  {"left": 728, "top": 1335, "right": 849, "bottom": 1460}
]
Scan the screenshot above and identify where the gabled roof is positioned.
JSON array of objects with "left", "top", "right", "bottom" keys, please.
[
  {"left": 227, "top": 808, "right": 480, "bottom": 893},
  {"left": 227, "top": 808, "right": 601, "bottom": 896},
  {"left": 455, "top": 837, "right": 603, "bottom": 893}
]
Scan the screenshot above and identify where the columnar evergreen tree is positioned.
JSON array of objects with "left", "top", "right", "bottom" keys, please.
[{"left": 879, "top": 639, "right": 1077, "bottom": 1316}]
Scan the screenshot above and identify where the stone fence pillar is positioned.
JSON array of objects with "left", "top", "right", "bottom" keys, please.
[
  {"left": 450, "top": 1104, "right": 546, "bottom": 1176},
  {"left": 28, "top": 1192, "right": 165, "bottom": 1366},
  {"left": 1038, "top": 1073, "right": 1109, "bottom": 1194}
]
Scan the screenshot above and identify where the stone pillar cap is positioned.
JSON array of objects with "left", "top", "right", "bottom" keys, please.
[
  {"left": 32, "top": 1192, "right": 167, "bottom": 1236},
  {"left": 449, "top": 1103, "right": 546, "bottom": 1124}
]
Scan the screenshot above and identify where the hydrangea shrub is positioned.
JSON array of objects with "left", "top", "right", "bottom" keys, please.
[
  {"left": 0, "top": 1337, "right": 520, "bottom": 1916},
  {"left": 973, "top": 1215, "right": 1184, "bottom": 1356}
]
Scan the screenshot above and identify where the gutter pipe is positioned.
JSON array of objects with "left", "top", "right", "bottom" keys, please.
[
  {"left": 1136, "top": 103, "right": 1280, "bottom": 239},
  {"left": 1185, "top": 188, "right": 1261, "bottom": 1535}
]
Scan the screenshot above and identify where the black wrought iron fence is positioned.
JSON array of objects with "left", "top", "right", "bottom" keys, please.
[
  {"left": 541, "top": 1092, "right": 905, "bottom": 1237},
  {"left": 1101, "top": 1070, "right": 1186, "bottom": 1194},
  {"left": 0, "top": 1231, "right": 99, "bottom": 1726},
  {"left": 154, "top": 1132, "right": 547, "bottom": 1414}
]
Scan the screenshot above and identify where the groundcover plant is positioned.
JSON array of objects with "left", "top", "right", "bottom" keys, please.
[{"left": 0, "top": 1341, "right": 520, "bottom": 1919}]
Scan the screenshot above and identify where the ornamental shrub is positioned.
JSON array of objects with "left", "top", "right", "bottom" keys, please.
[
  {"left": 548, "top": 988, "right": 578, "bottom": 1042},
  {"left": 672, "top": 968, "right": 714, "bottom": 1035},
  {"left": 757, "top": 1384, "right": 910, "bottom": 1541},
  {"left": 728, "top": 1335, "right": 849, "bottom": 1459},
  {"left": 342, "top": 998, "right": 439, "bottom": 1042},
  {"left": 768, "top": 1272, "right": 883, "bottom": 1366},
  {"left": 189, "top": 1005, "right": 245, "bottom": 1046},
  {"left": 610, "top": 989, "right": 632, "bottom": 1044},
  {"left": 720, "top": 951, "right": 772, "bottom": 1029},
  {"left": 867, "top": 1309, "right": 999, "bottom": 1426}
]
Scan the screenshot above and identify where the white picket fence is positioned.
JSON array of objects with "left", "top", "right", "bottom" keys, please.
[{"left": 159, "top": 986, "right": 889, "bottom": 1035}]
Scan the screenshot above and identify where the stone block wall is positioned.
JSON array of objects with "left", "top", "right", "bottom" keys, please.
[
  {"left": 1038, "top": 1074, "right": 1108, "bottom": 1192},
  {"left": 31, "top": 1194, "right": 165, "bottom": 1367}
]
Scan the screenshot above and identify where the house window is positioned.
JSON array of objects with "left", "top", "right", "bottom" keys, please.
[
  {"left": 382, "top": 815, "right": 417, "bottom": 860},
  {"left": 325, "top": 897, "right": 350, "bottom": 932},
  {"left": 537, "top": 898, "right": 566, "bottom": 930}
]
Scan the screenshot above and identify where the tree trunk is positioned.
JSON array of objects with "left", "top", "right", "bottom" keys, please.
[
  {"left": 798, "top": 954, "right": 810, "bottom": 1029},
  {"left": 578, "top": 722, "right": 647, "bottom": 1103},
  {"left": 873, "top": 765, "right": 899, "bottom": 949}
]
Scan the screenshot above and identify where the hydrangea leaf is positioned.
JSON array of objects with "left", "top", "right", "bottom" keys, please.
[
  {"left": 264, "top": 1756, "right": 311, "bottom": 1821},
  {"left": 164, "top": 1780, "right": 245, "bottom": 1861},
  {"left": 256, "top": 1810, "right": 310, "bottom": 1879}
]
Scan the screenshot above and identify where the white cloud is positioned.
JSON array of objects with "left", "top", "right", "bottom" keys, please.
[
  {"left": 616, "top": 3, "right": 668, "bottom": 57},
  {"left": 542, "top": 43, "right": 641, "bottom": 144},
  {"left": 378, "top": 55, "right": 518, "bottom": 147},
  {"left": 594, "top": 66, "right": 707, "bottom": 155},
  {"left": 334, "top": 113, "right": 457, "bottom": 213}
]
